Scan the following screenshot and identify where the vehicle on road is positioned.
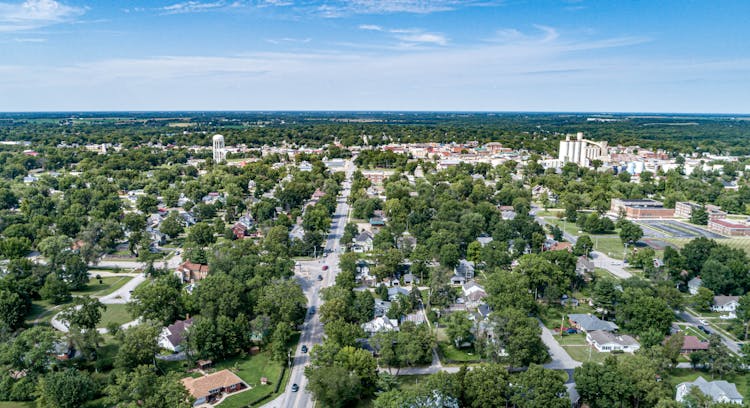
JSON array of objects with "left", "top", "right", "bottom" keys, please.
[
  {"left": 301, "top": 345, "right": 308, "bottom": 353},
  {"left": 698, "top": 325, "right": 711, "bottom": 334},
  {"left": 699, "top": 319, "right": 707, "bottom": 325},
  {"left": 292, "top": 384, "right": 299, "bottom": 392},
  {"left": 309, "top": 306, "right": 315, "bottom": 315},
  {"left": 322, "top": 265, "right": 329, "bottom": 271},
  {"left": 317, "top": 274, "right": 323, "bottom": 281}
]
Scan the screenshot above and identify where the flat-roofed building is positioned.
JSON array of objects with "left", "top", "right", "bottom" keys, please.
[
  {"left": 708, "top": 219, "right": 750, "bottom": 236},
  {"left": 611, "top": 198, "right": 675, "bottom": 219}
]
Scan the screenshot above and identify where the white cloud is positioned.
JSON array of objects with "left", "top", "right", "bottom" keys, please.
[
  {"left": 396, "top": 32, "right": 446, "bottom": 46},
  {"left": 161, "top": 1, "right": 227, "bottom": 14},
  {"left": 358, "top": 24, "right": 383, "bottom": 31},
  {"left": 0, "top": 0, "right": 83, "bottom": 31},
  {"left": 265, "top": 37, "right": 311, "bottom": 44},
  {"left": 316, "top": 0, "right": 503, "bottom": 17}
]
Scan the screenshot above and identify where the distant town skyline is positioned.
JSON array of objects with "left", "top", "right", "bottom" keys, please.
[{"left": 1, "top": 0, "right": 749, "bottom": 113}]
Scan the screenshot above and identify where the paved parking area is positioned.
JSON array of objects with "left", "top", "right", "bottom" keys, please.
[{"left": 637, "top": 219, "right": 724, "bottom": 239}]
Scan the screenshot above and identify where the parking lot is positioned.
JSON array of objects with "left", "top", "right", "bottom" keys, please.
[{"left": 637, "top": 220, "right": 725, "bottom": 239}]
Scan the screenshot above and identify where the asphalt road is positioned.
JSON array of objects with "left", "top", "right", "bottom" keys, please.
[
  {"left": 263, "top": 161, "right": 355, "bottom": 408},
  {"left": 678, "top": 310, "right": 742, "bottom": 355}
]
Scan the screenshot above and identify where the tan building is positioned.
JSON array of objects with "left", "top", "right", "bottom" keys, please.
[
  {"left": 175, "top": 261, "right": 209, "bottom": 283},
  {"left": 611, "top": 198, "right": 675, "bottom": 219},
  {"left": 181, "top": 370, "right": 246, "bottom": 406},
  {"left": 708, "top": 219, "right": 750, "bottom": 236},
  {"left": 675, "top": 202, "right": 727, "bottom": 220}
]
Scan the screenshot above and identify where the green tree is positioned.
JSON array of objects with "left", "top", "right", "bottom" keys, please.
[
  {"left": 39, "top": 274, "right": 70, "bottom": 305},
  {"left": 618, "top": 220, "right": 643, "bottom": 246},
  {"left": 105, "top": 365, "right": 193, "bottom": 408},
  {"left": 445, "top": 311, "right": 473, "bottom": 348},
  {"left": 305, "top": 365, "right": 362, "bottom": 408},
  {"left": 573, "top": 234, "right": 594, "bottom": 256},
  {"left": 115, "top": 324, "right": 161, "bottom": 370},
  {"left": 693, "top": 287, "right": 715, "bottom": 312},
  {"left": 187, "top": 222, "right": 216, "bottom": 246},
  {"left": 463, "top": 363, "right": 510, "bottom": 408},
  {"left": 59, "top": 296, "right": 105, "bottom": 331},
  {"left": 136, "top": 194, "right": 159, "bottom": 214},
  {"left": 511, "top": 364, "right": 570, "bottom": 408},
  {"left": 0, "top": 289, "right": 27, "bottom": 330},
  {"left": 0, "top": 237, "right": 31, "bottom": 259},
  {"left": 38, "top": 235, "right": 73, "bottom": 269},
  {"left": 159, "top": 212, "right": 185, "bottom": 239},
  {"left": 256, "top": 280, "right": 307, "bottom": 328},
  {"left": 128, "top": 275, "right": 183, "bottom": 325},
  {"left": 36, "top": 369, "right": 95, "bottom": 408},
  {"left": 689, "top": 206, "right": 709, "bottom": 225},
  {"left": 59, "top": 254, "right": 88, "bottom": 290},
  {"left": 270, "top": 322, "right": 293, "bottom": 362}
]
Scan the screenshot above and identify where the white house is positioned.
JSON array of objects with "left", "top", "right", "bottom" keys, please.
[
  {"left": 712, "top": 296, "right": 740, "bottom": 313},
  {"left": 159, "top": 318, "right": 193, "bottom": 352},
  {"left": 676, "top": 376, "right": 743, "bottom": 404},
  {"left": 352, "top": 231, "right": 374, "bottom": 253},
  {"left": 586, "top": 330, "right": 640, "bottom": 353},
  {"left": 362, "top": 317, "right": 399, "bottom": 335}
]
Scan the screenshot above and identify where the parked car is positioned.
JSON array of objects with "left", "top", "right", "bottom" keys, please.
[
  {"left": 309, "top": 306, "right": 315, "bottom": 315},
  {"left": 317, "top": 275, "right": 323, "bottom": 281},
  {"left": 301, "top": 345, "right": 308, "bottom": 353},
  {"left": 697, "top": 325, "right": 711, "bottom": 334},
  {"left": 322, "top": 265, "right": 329, "bottom": 271},
  {"left": 292, "top": 384, "right": 299, "bottom": 392}
]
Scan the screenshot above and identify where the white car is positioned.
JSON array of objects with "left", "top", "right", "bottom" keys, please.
[{"left": 699, "top": 319, "right": 708, "bottom": 325}]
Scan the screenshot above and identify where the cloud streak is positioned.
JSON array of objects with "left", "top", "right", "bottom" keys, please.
[{"left": 0, "top": 0, "right": 84, "bottom": 32}]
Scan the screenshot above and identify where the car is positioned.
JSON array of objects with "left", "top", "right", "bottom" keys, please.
[
  {"left": 697, "top": 325, "right": 711, "bottom": 334},
  {"left": 322, "top": 265, "right": 329, "bottom": 271},
  {"left": 301, "top": 345, "right": 308, "bottom": 353},
  {"left": 699, "top": 319, "right": 708, "bottom": 325},
  {"left": 309, "top": 306, "right": 315, "bottom": 315},
  {"left": 317, "top": 275, "right": 323, "bottom": 281},
  {"left": 291, "top": 383, "right": 299, "bottom": 392}
]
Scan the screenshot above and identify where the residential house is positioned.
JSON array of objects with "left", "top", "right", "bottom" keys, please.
[
  {"left": 462, "top": 282, "right": 487, "bottom": 306},
  {"left": 374, "top": 300, "right": 392, "bottom": 317},
  {"left": 369, "top": 216, "right": 386, "bottom": 228},
  {"left": 362, "top": 317, "right": 399, "bottom": 335},
  {"left": 712, "top": 296, "right": 740, "bottom": 313},
  {"left": 498, "top": 205, "right": 517, "bottom": 220},
  {"left": 676, "top": 377, "right": 743, "bottom": 404},
  {"left": 679, "top": 336, "right": 710, "bottom": 355},
  {"left": 476, "top": 236, "right": 494, "bottom": 247},
  {"left": 175, "top": 261, "right": 209, "bottom": 283},
  {"left": 159, "top": 318, "right": 193, "bottom": 352},
  {"left": 687, "top": 277, "right": 703, "bottom": 295},
  {"left": 396, "top": 233, "right": 417, "bottom": 251},
  {"left": 388, "top": 286, "right": 410, "bottom": 301},
  {"left": 568, "top": 314, "right": 618, "bottom": 332},
  {"left": 232, "top": 222, "right": 248, "bottom": 239},
  {"left": 576, "top": 256, "right": 595, "bottom": 276},
  {"left": 288, "top": 224, "right": 305, "bottom": 241},
  {"left": 181, "top": 370, "right": 247, "bottom": 406},
  {"left": 402, "top": 273, "right": 418, "bottom": 285},
  {"left": 298, "top": 161, "right": 313, "bottom": 172},
  {"left": 352, "top": 231, "right": 374, "bottom": 253},
  {"left": 453, "top": 259, "right": 475, "bottom": 280},
  {"left": 547, "top": 241, "right": 573, "bottom": 252},
  {"left": 586, "top": 330, "right": 640, "bottom": 353}
]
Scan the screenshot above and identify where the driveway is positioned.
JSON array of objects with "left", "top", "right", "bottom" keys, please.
[{"left": 539, "top": 321, "right": 582, "bottom": 370}]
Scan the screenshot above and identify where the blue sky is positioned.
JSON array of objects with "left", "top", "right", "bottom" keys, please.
[{"left": 0, "top": 0, "right": 749, "bottom": 112}]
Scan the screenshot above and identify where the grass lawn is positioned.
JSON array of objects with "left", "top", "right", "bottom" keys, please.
[
  {"left": 72, "top": 276, "right": 133, "bottom": 297},
  {"left": 97, "top": 304, "right": 133, "bottom": 328},
  {"left": 562, "top": 343, "right": 609, "bottom": 364},
  {"left": 666, "top": 369, "right": 750, "bottom": 398},
  {"left": 437, "top": 343, "right": 482, "bottom": 363},
  {"left": 556, "top": 333, "right": 588, "bottom": 346},
  {"left": 212, "top": 351, "right": 288, "bottom": 408},
  {"left": 26, "top": 299, "right": 59, "bottom": 324},
  {"left": 0, "top": 402, "right": 35, "bottom": 408}
]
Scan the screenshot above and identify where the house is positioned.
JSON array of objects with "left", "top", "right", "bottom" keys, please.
[
  {"left": 454, "top": 259, "right": 475, "bottom": 280},
  {"left": 374, "top": 299, "right": 392, "bottom": 317},
  {"left": 387, "top": 286, "right": 410, "bottom": 301},
  {"left": 561, "top": 295, "right": 580, "bottom": 307},
  {"left": 687, "top": 277, "right": 703, "bottom": 295},
  {"left": 568, "top": 314, "right": 618, "bottom": 332},
  {"left": 175, "top": 261, "right": 209, "bottom": 283},
  {"left": 576, "top": 256, "right": 595, "bottom": 276},
  {"left": 498, "top": 205, "right": 517, "bottom": 220},
  {"left": 352, "top": 231, "right": 374, "bottom": 253},
  {"left": 288, "top": 224, "right": 305, "bottom": 241},
  {"left": 397, "top": 233, "right": 417, "bottom": 251},
  {"left": 712, "top": 296, "right": 740, "bottom": 312},
  {"left": 181, "top": 370, "right": 247, "bottom": 406},
  {"left": 676, "top": 377, "right": 743, "bottom": 405},
  {"left": 402, "top": 273, "right": 418, "bottom": 285},
  {"left": 298, "top": 161, "right": 313, "bottom": 172},
  {"left": 232, "top": 223, "right": 248, "bottom": 239},
  {"left": 362, "top": 317, "right": 399, "bottom": 335},
  {"left": 586, "top": 330, "right": 640, "bottom": 353},
  {"left": 679, "top": 335, "right": 710, "bottom": 354},
  {"left": 477, "top": 304, "right": 491, "bottom": 319},
  {"left": 476, "top": 236, "right": 494, "bottom": 247},
  {"left": 462, "top": 282, "right": 487, "bottom": 304},
  {"left": 159, "top": 318, "right": 193, "bottom": 352},
  {"left": 547, "top": 241, "right": 573, "bottom": 252},
  {"left": 369, "top": 216, "right": 386, "bottom": 227}
]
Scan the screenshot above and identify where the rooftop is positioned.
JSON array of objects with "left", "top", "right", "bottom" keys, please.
[{"left": 181, "top": 369, "right": 244, "bottom": 399}]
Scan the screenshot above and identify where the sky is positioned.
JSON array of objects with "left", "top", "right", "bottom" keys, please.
[{"left": 0, "top": 0, "right": 749, "bottom": 113}]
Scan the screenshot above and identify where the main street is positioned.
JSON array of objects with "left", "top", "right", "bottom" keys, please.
[{"left": 263, "top": 160, "right": 355, "bottom": 408}]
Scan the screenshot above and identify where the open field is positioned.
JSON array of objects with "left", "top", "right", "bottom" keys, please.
[
  {"left": 72, "top": 276, "right": 133, "bottom": 297},
  {"left": 437, "top": 343, "right": 482, "bottom": 363},
  {"left": 98, "top": 304, "right": 133, "bottom": 328}
]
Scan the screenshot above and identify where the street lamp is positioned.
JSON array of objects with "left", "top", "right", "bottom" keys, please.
[{"left": 287, "top": 350, "right": 292, "bottom": 368}]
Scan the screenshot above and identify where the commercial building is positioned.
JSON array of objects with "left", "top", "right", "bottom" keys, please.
[
  {"left": 610, "top": 198, "right": 675, "bottom": 219},
  {"left": 675, "top": 202, "right": 727, "bottom": 220},
  {"left": 558, "top": 132, "right": 609, "bottom": 167},
  {"left": 708, "top": 219, "right": 750, "bottom": 236}
]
